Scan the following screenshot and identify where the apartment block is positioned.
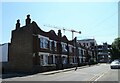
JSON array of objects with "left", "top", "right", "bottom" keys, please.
[
  {"left": 77, "top": 39, "right": 98, "bottom": 63},
  {"left": 97, "top": 42, "right": 111, "bottom": 63}
]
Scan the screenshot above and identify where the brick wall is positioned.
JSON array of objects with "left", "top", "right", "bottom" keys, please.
[{"left": 9, "top": 24, "right": 34, "bottom": 72}]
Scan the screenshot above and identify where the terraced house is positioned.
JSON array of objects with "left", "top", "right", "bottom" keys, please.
[{"left": 7, "top": 15, "right": 95, "bottom": 73}]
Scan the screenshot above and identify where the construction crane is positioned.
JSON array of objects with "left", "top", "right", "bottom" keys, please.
[{"left": 43, "top": 24, "right": 81, "bottom": 40}]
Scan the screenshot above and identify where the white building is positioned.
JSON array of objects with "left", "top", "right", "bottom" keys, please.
[
  {"left": 77, "top": 39, "right": 97, "bottom": 62},
  {"left": 0, "top": 43, "right": 8, "bottom": 62},
  {"left": 77, "top": 39, "right": 97, "bottom": 49},
  {"left": 97, "top": 42, "right": 111, "bottom": 63}
]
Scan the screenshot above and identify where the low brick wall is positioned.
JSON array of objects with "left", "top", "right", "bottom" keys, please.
[{"left": 41, "top": 66, "right": 56, "bottom": 72}]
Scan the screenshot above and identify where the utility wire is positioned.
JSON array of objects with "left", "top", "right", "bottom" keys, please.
[{"left": 83, "top": 11, "right": 118, "bottom": 36}]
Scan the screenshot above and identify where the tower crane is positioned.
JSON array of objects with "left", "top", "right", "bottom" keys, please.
[{"left": 43, "top": 24, "right": 81, "bottom": 40}]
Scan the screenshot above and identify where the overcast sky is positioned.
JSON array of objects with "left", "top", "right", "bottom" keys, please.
[{"left": 1, "top": 0, "right": 119, "bottom": 45}]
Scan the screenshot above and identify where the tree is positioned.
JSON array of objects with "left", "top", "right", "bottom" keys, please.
[{"left": 111, "top": 37, "right": 120, "bottom": 60}]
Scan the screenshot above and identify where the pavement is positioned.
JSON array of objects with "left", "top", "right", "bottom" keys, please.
[
  {"left": 2, "top": 64, "right": 100, "bottom": 79},
  {"left": 40, "top": 64, "right": 100, "bottom": 75}
]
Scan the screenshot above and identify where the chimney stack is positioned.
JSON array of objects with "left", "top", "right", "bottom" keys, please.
[
  {"left": 58, "top": 29, "right": 62, "bottom": 37},
  {"left": 26, "top": 14, "right": 31, "bottom": 26},
  {"left": 16, "top": 19, "right": 20, "bottom": 30}
]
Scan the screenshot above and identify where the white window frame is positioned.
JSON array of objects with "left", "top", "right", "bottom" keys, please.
[
  {"left": 48, "top": 54, "right": 56, "bottom": 64},
  {"left": 73, "top": 56, "right": 77, "bottom": 63},
  {"left": 49, "top": 40, "right": 53, "bottom": 51},
  {"left": 62, "top": 55, "right": 68, "bottom": 64},
  {"left": 39, "top": 52, "right": 49, "bottom": 66},
  {"left": 82, "top": 49, "right": 85, "bottom": 55},
  {"left": 61, "top": 42, "right": 67, "bottom": 52},
  {"left": 54, "top": 41, "right": 57, "bottom": 51},
  {"left": 78, "top": 47, "right": 81, "bottom": 55},
  {"left": 38, "top": 35, "right": 49, "bottom": 40},
  {"left": 38, "top": 35, "right": 49, "bottom": 49},
  {"left": 68, "top": 44, "right": 73, "bottom": 53}
]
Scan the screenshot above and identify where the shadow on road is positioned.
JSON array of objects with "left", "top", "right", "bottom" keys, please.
[{"left": 2, "top": 72, "right": 37, "bottom": 79}]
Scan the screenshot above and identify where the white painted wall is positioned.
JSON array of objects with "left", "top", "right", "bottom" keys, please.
[{"left": 0, "top": 43, "right": 8, "bottom": 62}]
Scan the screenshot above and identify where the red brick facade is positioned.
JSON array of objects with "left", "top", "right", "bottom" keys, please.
[{"left": 8, "top": 15, "right": 96, "bottom": 73}]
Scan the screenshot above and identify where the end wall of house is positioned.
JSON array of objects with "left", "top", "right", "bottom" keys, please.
[{"left": 8, "top": 25, "right": 34, "bottom": 72}]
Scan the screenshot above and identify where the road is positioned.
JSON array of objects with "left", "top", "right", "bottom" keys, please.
[{"left": 2, "top": 64, "right": 119, "bottom": 82}]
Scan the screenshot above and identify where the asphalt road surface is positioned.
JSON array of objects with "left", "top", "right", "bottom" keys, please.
[{"left": 2, "top": 64, "right": 119, "bottom": 82}]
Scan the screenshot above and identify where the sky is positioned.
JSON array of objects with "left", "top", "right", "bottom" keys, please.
[{"left": 1, "top": 0, "right": 119, "bottom": 45}]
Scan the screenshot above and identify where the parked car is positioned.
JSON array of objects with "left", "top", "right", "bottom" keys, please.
[{"left": 110, "top": 60, "right": 120, "bottom": 69}]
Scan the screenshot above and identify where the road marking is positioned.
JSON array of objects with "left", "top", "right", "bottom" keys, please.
[
  {"left": 94, "top": 69, "right": 110, "bottom": 81},
  {"left": 94, "top": 73, "right": 105, "bottom": 81},
  {"left": 89, "top": 69, "right": 110, "bottom": 81}
]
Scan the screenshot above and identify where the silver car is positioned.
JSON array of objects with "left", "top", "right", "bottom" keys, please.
[{"left": 110, "top": 60, "right": 120, "bottom": 69}]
